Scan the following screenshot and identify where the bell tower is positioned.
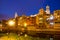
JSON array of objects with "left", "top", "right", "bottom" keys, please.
[{"left": 46, "top": 5, "right": 50, "bottom": 14}]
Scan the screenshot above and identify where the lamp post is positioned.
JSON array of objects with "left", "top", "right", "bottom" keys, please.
[{"left": 24, "top": 23, "right": 27, "bottom": 34}]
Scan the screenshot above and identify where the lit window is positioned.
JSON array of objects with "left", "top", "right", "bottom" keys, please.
[{"left": 50, "top": 22, "right": 54, "bottom": 25}]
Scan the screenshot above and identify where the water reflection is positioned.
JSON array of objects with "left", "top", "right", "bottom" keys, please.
[{"left": 0, "top": 33, "right": 51, "bottom": 40}]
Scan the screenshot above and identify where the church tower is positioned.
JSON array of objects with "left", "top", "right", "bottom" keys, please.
[
  {"left": 38, "top": 8, "right": 45, "bottom": 15},
  {"left": 46, "top": 5, "right": 50, "bottom": 14},
  {"left": 15, "top": 12, "right": 18, "bottom": 18}
]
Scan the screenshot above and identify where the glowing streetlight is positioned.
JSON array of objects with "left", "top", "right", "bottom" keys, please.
[
  {"left": 25, "top": 34, "right": 28, "bottom": 37},
  {"left": 8, "top": 20, "right": 15, "bottom": 26},
  {"left": 24, "top": 23, "right": 27, "bottom": 27}
]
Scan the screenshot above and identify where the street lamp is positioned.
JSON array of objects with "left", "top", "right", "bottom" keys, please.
[
  {"left": 24, "top": 23, "right": 27, "bottom": 27},
  {"left": 25, "top": 34, "right": 28, "bottom": 37},
  {"left": 8, "top": 20, "right": 15, "bottom": 26}
]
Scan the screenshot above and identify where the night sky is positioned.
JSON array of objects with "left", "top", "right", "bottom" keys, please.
[{"left": 0, "top": 0, "right": 60, "bottom": 20}]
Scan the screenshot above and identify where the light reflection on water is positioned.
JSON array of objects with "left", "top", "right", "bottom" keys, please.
[{"left": 0, "top": 33, "right": 50, "bottom": 40}]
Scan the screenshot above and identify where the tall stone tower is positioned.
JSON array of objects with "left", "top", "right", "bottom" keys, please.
[
  {"left": 15, "top": 12, "right": 18, "bottom": 18},
  {"left": 46, "top": 5, "right": 50, "bottom": 14}
]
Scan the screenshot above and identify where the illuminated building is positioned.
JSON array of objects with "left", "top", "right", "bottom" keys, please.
[
  {"left": 2, "top": 20, "right": 7, "bottom": 27},
  {"left": 44, "top": 5, "right": 50, "bottom": 28},
  {"left": 1, "top": 5, "right": 60, "bottom": 32},
  {"left": 36, "top": 8, "right": 46, "bottom": 28},
  {"left": 18, "top": 16, "right": 23, "bottom": 26},
  {"left": 54, "top": 10, "right": 60, "bottom": 19},
  {"left": 54, "top": 10, "right": 60, "bottom": 29},
  {"left": 26, "top": 15, "right": 36, "bottom": 26},
  {"left": 49, "top": 14, "right": 54, "bottom": 28},
  {"left": 18, "top": 15, "right": 27, "bottom": 27},
  {"left": 0, "top": 5, "right": 60, "bottom": 40}
]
